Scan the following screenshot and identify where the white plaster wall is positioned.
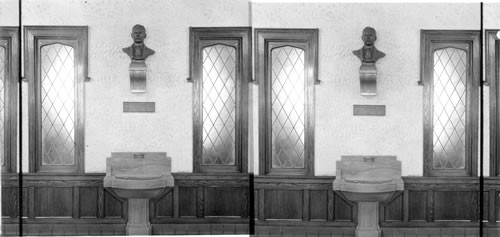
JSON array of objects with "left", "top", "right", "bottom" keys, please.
[
  {"left": 22, "top": 0, "right": 250, "bottom": 173},
  {"left": 250, "top": 3, "right": 481, "bottom": 176},
  {"left": 483, "top": 3, "right": 500, "bottom": 176},
  {"left": 0, "top": 0, "right": 19, "bottom": 26}
]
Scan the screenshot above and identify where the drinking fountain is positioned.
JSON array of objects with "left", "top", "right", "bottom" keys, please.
[
  {"left": 333, "top": 156, "right": 404, "bottom": 237},
  {"left": 104, "top": 152, "right": 174, "bottom": 235}
]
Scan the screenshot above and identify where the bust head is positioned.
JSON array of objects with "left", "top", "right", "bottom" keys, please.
[
  {"left": 131, "top": 24, "right": 146, "bottom": 44},
  {"left": 361, "top": 27, "right": 377, "bottom": 47}
]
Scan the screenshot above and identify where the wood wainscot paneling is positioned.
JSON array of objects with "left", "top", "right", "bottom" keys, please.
[
  {"left": 150, "top": 173, "right": 249, "bottom": 235},
  {"left": 254, "top": 176, "right": 356, "bottom": 236},
  {"left": 255, "top": 176, "right": 499, "bottom": 237},
  {"left": 1, "top": 173, "right": 250, "bottom": 236},
  {"left": 2, "top": 174, "right": 500, "bottom": 236},
  {"left": 485, "top": 176, "right": 500, "bottom": 236}
]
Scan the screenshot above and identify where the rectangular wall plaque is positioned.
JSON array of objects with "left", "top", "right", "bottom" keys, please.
[
  {"left": 123, "top": 102, "right": 155, "bottom": 113},
  {"left": 353, "top": 105, "right": 386, "bottom": 116}
]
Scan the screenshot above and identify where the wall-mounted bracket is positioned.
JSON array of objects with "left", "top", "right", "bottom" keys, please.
[{"left": 359, "top": 63, "right": 377, "bottom": 95}]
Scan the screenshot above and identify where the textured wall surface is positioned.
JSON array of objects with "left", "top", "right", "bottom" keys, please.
[
  {"left": 250, "top": 3, "right": 481, "bottom": 176},
  {"left": 0, "top": 0, "right": 19, "bottom": 26},
  {"left": 21, "top": 0, "right": 250, "bottom": 172}
]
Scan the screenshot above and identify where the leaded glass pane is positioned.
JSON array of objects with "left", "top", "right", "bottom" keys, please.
[
  {"left": 271, "top": 46, "right": 305, "bottom": 169},
  {"left": 201, "top": 45, "right": 236, "bottom": 165},
  {"left": 0, "top": 46, "right": 5, "bottom": 166},
  {"left": 432, "top": 47, "right": 467, "bottom": 169},
  {"left": 40, "top": 43, "right": 75, "bottom": 166}
]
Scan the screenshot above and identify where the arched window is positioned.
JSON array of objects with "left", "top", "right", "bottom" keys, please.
[
  {"left": 189, "top": 27, "right": 251, "bottom": 173},
  {"left": 420, "top": 30, "right": 480, "bottom": 177},
  {"left": 255, "top": 29, "right": 319, "bottom": 176},
  {"left": 25, "top": 26, "right": 88, "bottom": 173}
]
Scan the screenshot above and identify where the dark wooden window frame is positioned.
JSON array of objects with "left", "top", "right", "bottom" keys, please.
[
  {"left": 25, "top": 26, "right": 88, "bottom": 173},
  {"left": 0, "top": 27, "right": 19, "bottom": 173},
  {"left": 486, "top": 29, "right": 500, "bottom": 176},
  {"left": 420, "top": 30, "right": 480, "bottom": 177},
  {"left": 189, "top": 27, "right": 251, "bottom": 173},
  {"left": 255, "top": 28, "right": 319, "bottom": 176}
]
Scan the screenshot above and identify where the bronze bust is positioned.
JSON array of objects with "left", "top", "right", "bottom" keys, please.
[
  {"left": 122, "top": 24, "right": 155, "bottom": 60},
  {"left": 352, "top": 27, "right": 385, "bottom": 63}
]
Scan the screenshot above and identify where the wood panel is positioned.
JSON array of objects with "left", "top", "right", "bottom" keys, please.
[
  {"left": 310, "top": 190, "right": 327, "bottom": 220},
  {"left": 334, "top": 193, "right": 353, "bottom": 221},
  {"left": 179, "top": 187, "right": 197, "bottom": 217},
  {"left": 154, "top": 189, "right": 174, "bottom": 218},
  {"left": 382, "top": 227, "right": 480, "bottom": 237},
  {"left": 434, "top": 191, "right": 472, "bottom": 221},
  {"left": 264, "top": 190, "right": 303, "bottom": 220},
  {"left": 497, "top": 191, "right": 500, "bottom": 221},
  {"left": 152, "top": 223, "right": 249, "bottom": 235},
  {"left": 205, "top": 187, "right": 246, "bottom": 217},
  {"left": 79, "top": 187, "right": 98, "bottom": 218},
  {"left": 483, "top": 191, "right": 489, "bottom": 221},
  {"left": 409, "top": 191, "right": 427, "bottom": 221},
  {"left": 2, "top": 187, "right": 18, "bottom": 218},
  {"left": 384, "top": 192, "right": 403, "bottom": 221},
  {"left": 104, "top": 189, "right": 124, "bottom": 218},
  {"left": 35, "top": 187, "right": 73, "bottom": 217}
]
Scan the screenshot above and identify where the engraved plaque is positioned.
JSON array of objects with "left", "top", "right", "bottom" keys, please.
[
  {"left": 353, "top": 105, "right": 386, "bottom": 116},
  {"left": 123, "top": 102, "right": 155, "bottom": 113}
]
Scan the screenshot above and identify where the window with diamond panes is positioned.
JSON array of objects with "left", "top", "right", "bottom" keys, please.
[
  {"left": 190, "top": 28, "right": 251, "bottom": 173},
  {"left": 0, "top": 27, "right": 18, "bottom": 173},
  {"left": 25, "top": 26, "right": 87, "bottom": 173},
  {"left": 40, "top": 43, "right": 76, "bottom": 166},
  {"left": 486, "top": 29, "right": 500, "bottom": 176},
  {"left": 0, "top": 46, "right": 5, "bottom": 168},
  {"left": 255, "top": 29, "right": 318, "bottom": 176},
  {"left": 271, "top": 46, "right": 305, "bottom": 169},
  {"left": 202, "top": 45, "right": 236, "bottom": 166},
  {"left": 421, "top": 30, "right": 479, "bottom": 177}
]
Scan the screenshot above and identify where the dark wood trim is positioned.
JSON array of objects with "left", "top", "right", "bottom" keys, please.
[
  {"left": 327, "top": 190, "right": 334, "bottom": 221},
  {"left": 24, "top": 26, "right": 88, "bottom": 173},
  {"left": 258, "top": 189, "right": 265, "bottom": 221},
  {"left": 488, "top": 190, "right": 496, "bottom": 223},
  {"left": 255, "top": 28, "right": 319, "bottom": 176},
  {"left": 72, "top": 186, "right": 80, "bottom": 219},
  {"left": 28, "top": 186, "right": 35, "bottom": 219},
  {"left": 151, "top": 218, "right": 249, "bottom": 224},
  {"left": 302, "top": 189, "right": 310, "bottom": 221},
  {"left": 255, "top": 220, "right": 356, "bottom": 227},
  {"left": 381, "top": 222, "right": 480, "bottom": 228},
  {"left": 189, "top": 27, "right": 251, "bottom": 174},
  {"left": 420, "top": 30, "right": 480, "bottom": 177},
  {"left": 97, "top": 186, "right": 104, "bottom": 218},
  {"left": 486, "top": 29, "right": 500, "bottom": 176},
  {"left": 0, "top": 27, "right": 19, "bottom": 173}
]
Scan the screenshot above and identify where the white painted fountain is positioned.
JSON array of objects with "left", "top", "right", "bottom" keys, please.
[
  {"left": 104, "top": 152, "right": 174, "bottom": 235},
  {"left": 333, "top": 156, "right": 404, "bottom": 237}
]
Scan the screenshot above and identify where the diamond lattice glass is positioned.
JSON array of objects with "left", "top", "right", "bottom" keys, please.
[
  {"left": 432, "top": 48, "right": 467, "bottom": 169},
  {"left": 271, "top": 46, "right": 305, "bottom": 169},
  {"left": 40, "top": 44, "right": 75, "bottom": 166},
  {"left": 0, "top": 46, "right": 5, "bottom": 166},
  {"left": 201, "top": 45, "right": 236, "bottom": 165}
]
